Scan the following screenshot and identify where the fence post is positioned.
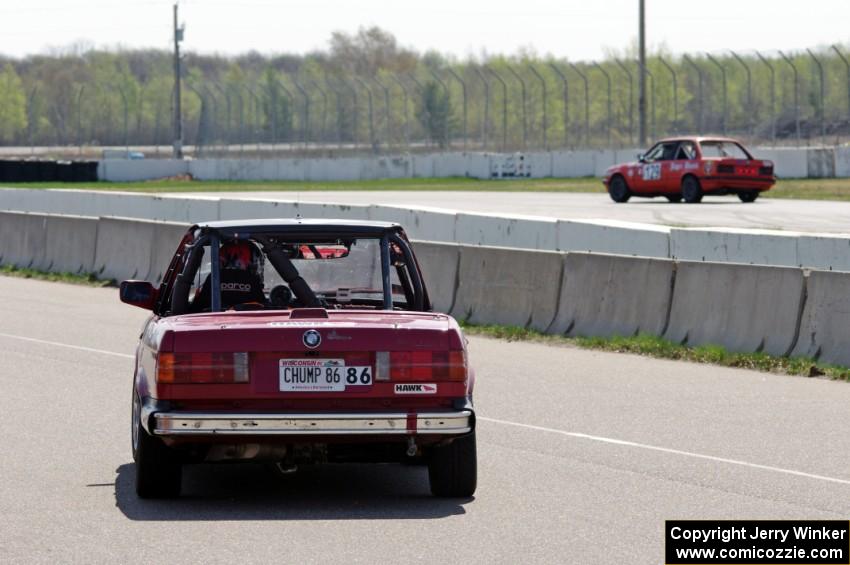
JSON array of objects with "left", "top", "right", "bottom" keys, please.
[
  {"left": 832, "top": 45, "right": 850, "bottom": 124},
  {"left": 389, "top": 74, "right": 410, "bottom": 149},
  {"left": 642, "top": 63, "right": 657, "bottom": 140},
  {"left": 185, "top": 82, "right": 205, "bottom": 156},
  {"left": 806, "top": 48, "right": 826, "bottom": 143},
  {"left": 614, "top": 59, "right": 634, "bottom": 145},
  {"left": 527, "top": 64, "right": 548, "bottom": 149},
  {"left": 705, "top": 53, "right": 727, "bottom": 135},
  {"left": 354, "top": 77, "right": 376, "bottom": 152},
  {"left": 778, "top": 50, "right": 801, "bottom": 143},
  {"left": 658, "top": 56, "right": 678, "bottom": 134},
  {"left": 446, "top": 67, "right": 468, "bottom": 150},
  {"left": 487, "top": 67, "right": 509, "bottom": 150},
  {"left": 473, "top": 66, "right": 490, "bottom": 150},
  {"left": 309, "top": 80, "right": 329, "bottom": 145},
  {"left": 428, "top": 69, "right": 451, "bottom": 149},
  {"left": 568, "top": 63, "right": 590, "bottom": 147},
  {"left": 730, "top": 51, "right": 754, "bottom": 137},
  {"left": 372, "top": 75, "right": 392, "bottom": 149},
  {"left": 548, "top": 63, "right": 569, "bottom": 148},
  {"left": 114, "top": 83, "right": 129, "bottom": 154},
  {"left": 682, "top": 54, "right": 704, "bottom": 132},
  {"left": 505, "top": 65, "right": 528, "bottom": 150},
  {"left": 591, "top": 62, "right": 612, "bottom": 147},
  {"left": 291, "top": 76, "right": 310, "bottom": 148},
  {"left": 212, "top": 82, "right": 231, "bottom": 150},
  {"left": 755, "top": 52, "right": 776, "bottom": 144},
  {"left": 76, "top": 85, "right": 85, "bottom": 156}
]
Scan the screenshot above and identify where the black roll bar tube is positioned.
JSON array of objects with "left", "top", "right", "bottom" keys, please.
[
  {"left": 380, "top": 233, "right": 393, "bottom": 310},
  {"left": 389, "top": 233, "right": 425, "bottom": 312},
  {"left": 170, "top": 236, "right": 207, "bottom": 315},
  {"left": 209, "top": 232, "right": 222, "bottom": 313},
  {"left": 254, "top": 235, "right": 322, "bottom": 308}
]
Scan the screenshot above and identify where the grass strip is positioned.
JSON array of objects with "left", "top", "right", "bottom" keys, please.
[
  {"left": 0, "top": 264, "right": 114, "bottom": 287},
  {"left": 3, "top": 176, "right": 849, "bottom": 200},
  {"left": 461, "top": 322, "right": 850, "bottom": 381},
  {"left": 3, "top": 177, "right": 601, "bottom": 193}
]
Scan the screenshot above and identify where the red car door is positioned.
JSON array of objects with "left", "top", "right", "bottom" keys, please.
[
  {"left": 665, "top": 141, "right": 698, "bottom": 192},
  {"left": 632, "top": 141, "right": 677, "bottom": 194}
]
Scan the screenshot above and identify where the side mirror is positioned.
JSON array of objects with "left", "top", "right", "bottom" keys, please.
[
  {"left": 637, "top": 153, "right": 645, "bottom": 163},
  {"left": 120, "top": 280, "right": 158, "bottom": 311}
]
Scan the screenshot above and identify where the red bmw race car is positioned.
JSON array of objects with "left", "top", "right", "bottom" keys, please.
[
  {"left": 121, "top": 219, "right": 476, "bottom": 498},
  {"left": 602, "top": 136, "right": 776, "bottom": 203}
]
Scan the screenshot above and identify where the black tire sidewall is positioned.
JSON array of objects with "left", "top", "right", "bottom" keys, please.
[
  {"left": 609, "top": 176, "right": 630, "bottom": 203},
  {"left": 682, "top": 177, "right": 702, "bottom": 203},
  {"left": 428, "top": 431, "right": 477, "bottom": 497}
]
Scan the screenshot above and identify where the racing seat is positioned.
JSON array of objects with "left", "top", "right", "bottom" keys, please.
[{"left": 189, "top": 270, "right": 266, "bottom": 312}]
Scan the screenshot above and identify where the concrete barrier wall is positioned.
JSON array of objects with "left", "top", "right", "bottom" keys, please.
[
  {"left": 806, "top": 148, "right": 836, "bottom": 178},
  {"left": 0, "top": 211, "right": 47, "bottom": 268},
  {"left": 454, "top": 213, "right": 558, "bottom": 249},
  {"left": 558, "top": 220, "right": 670, "bottom": 257},
  {"left": 93, "top": 217, "right": 156, "bottom": 280},
  {"left": 88, "top": 146, "right": 850, "bottom": 183},
  {"left": 450, "top": 246, "right": 564, "bottom": 331},
  {"left": 148, "top": 222, "right": 190, "bottom": 283},
  {"left": 670, "top": 228, "right": 799, "bottom": 266},
  {"left": 99, "top": 159, "right": 189, "bottom": 182},
  {"left": 42, "top": 214, "right": 99, "bottom": 273},
  {"left": 750, "top": 147, "right": 808, "bottom": 178},
  {"left": 548, "top": 252, "right": 674, "bottom": 337},
  {"left": 664, "top": 261, "right": 805, "bottom": 356},
  {"left": 410, "top": 241, "right": 460, "bottom": 314},
  {"left": 7, "top": 211, "right": 850, "bottom": 371},
  {"left": 791, "top": 270, "right": 850, "bottom": 367},
  {"left": 9, "top": 188, "right": 850, "bottom": 272}
]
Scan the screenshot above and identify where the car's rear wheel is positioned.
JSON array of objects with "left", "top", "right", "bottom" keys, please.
[
  {"left": 738, "top": 190, "right": 759, "bottom": 203},
  {"left": 681, "top": 176, "right": 703, "bottom": 203},
  {"left": 608, "top": 176, "right": 631, "bottom": 203},
  {"left": 133, "top": 391, "right": 182, "bottom": 498},
  {"left": 665, "top": 194, "right": 683, "bottom": 203},
  {"left": 428, "top": 431, "right": 477, "bottom": 497}
]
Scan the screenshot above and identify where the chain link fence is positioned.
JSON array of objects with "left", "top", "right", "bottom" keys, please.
[{"left": 4, "top": 47, "right": 850, "bottom": 158}]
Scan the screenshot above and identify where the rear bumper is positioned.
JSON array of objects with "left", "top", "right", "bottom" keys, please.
[
  {"left": 152, "top": 410, "right": 474, "bottom": 437},
  {"left": 701, "top": 176, "right": 775, "bottom": 191}
]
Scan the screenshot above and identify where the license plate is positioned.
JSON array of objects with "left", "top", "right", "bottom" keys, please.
[{"left": 279, "top": 359, "right": 373, "bottom": 392}]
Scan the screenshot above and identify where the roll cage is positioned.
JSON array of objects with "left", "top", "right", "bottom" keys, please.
[{"left": 153, "top": 221, "right": 430, "bottom": 316}]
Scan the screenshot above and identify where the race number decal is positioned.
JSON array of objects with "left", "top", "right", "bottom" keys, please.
[{"left": 642, "top": 163, "right": 661, "bottom": 181}]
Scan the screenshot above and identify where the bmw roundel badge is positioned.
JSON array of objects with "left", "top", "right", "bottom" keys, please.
[{"left": 302, "top": 329, "right": 322, "bottom": 349}]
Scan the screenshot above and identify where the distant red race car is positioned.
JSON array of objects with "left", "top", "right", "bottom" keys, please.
[{"left": 602, "top": 136, "right": 776, "bottom": 203}]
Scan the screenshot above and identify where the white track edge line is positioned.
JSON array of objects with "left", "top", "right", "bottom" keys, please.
[
  {"left": 0, "top": 332, "right": 134, "bottom": 359},
  {"left": 478, "top": 416, "right": 850, "bottom": 486}
]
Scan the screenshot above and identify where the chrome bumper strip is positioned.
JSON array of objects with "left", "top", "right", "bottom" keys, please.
[{"left": 153, "top": 410, "right": 473, "bottom": 436}]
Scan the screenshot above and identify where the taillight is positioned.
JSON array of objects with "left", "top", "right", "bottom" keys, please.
[
  {"left": 375, "top": 350, "right": 467, "bottom": 382},
  {"left": 157, "top": 352, "right": 250, "bottom": 384}
]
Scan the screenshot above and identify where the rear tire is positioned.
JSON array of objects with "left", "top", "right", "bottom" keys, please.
[
  {"left": 665, "top": 194, "right": 683, "bottom": 203},
  {"left": 428, "top": 432, "right": 477, "bottom": 497},
  {"left": 738, "top": 191, "right": 759, "bottom": 203},
  {"left": 608, "top": 176, "right": 631, "bottom": 203},
  {"left": 133, "top": 392, "right": 182, "bottom": 498},
  {"left": 681, "top": 176, "right": 703, "bottom": 203}
]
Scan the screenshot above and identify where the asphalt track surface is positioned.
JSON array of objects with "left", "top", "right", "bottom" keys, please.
[
  {"left": 178, "top": 191, "right": 850, "bottom": 233},
  {"left": 3, "top": 276, "right": 850, "bottom": 564}
]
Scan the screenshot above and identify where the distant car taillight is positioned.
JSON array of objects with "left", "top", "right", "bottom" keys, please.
[
  {"left": 375, "top": 350, "right": 467, "bottom": 382},
  {"left": 157, "top": 352, "right": 250, "bottom": 384}
]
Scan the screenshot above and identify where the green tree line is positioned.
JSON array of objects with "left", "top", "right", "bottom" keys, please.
[{"left": 1, "top": 28, "right": 848, "bottom": 152}]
